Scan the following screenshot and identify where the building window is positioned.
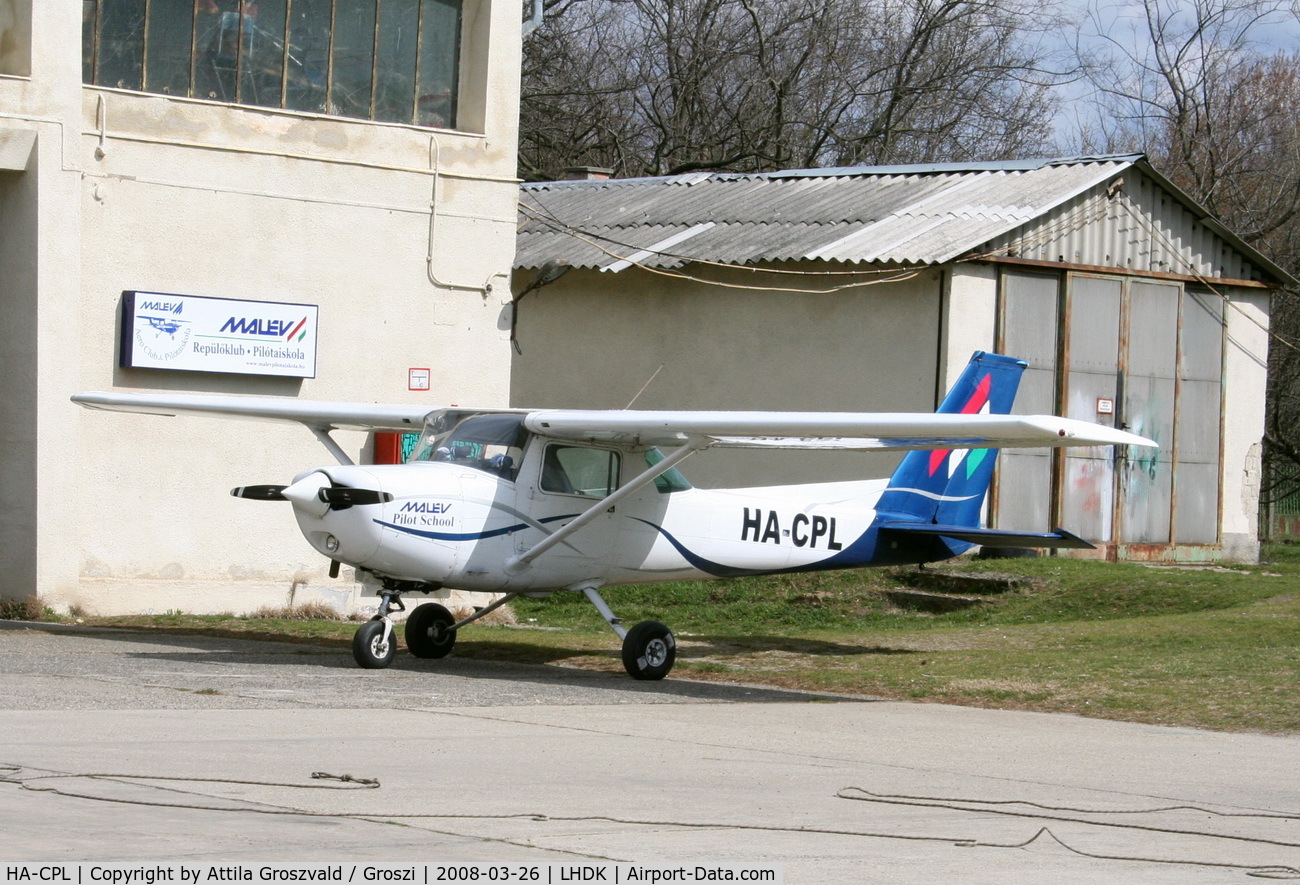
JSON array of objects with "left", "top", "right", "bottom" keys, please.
[{"left": 82, "top": 0, "right": 462, "bottom": 129}]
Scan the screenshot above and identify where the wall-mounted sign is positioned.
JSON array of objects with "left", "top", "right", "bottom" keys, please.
[
  {"left": 409, "top": 368, "right": 431, "bottom": 391},
  {"left": 120, "top": 291, "right": 318, "bottom": 378},
  {"left": 1097, "top": 397, "right": 1115, "bottom": 415}
]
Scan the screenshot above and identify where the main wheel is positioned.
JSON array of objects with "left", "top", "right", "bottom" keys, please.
[
  {"left": 352, "top": 619, "right": 396, "bottom": 669},
  {"left": 621, "top": 620, "right": 676, "bottom": 680},
  {"left": 405, "top": 603, "right": 457, "bottom": 659}
]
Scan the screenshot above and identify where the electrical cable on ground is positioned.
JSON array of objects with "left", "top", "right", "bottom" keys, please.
[
  {"left": 837, "top": 786, "right": 1300, "bottom": 879},
  {"left": 3, "top": 764, "right": 1297, "bottom": 878}
]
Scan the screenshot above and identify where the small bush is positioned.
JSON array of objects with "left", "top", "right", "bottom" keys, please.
[
  {"left": 0, "top": 596, "right": 48, "bottom": 621},
  {"left": 250, "top": 601, "right": 347, "bottom": 621}
]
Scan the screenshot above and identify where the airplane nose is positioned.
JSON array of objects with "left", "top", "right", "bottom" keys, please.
[{"left": 280, "top": 472, "right": 333, "bottom": 519}]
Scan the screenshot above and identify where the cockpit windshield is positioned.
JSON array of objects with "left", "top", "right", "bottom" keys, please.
[{"left": 409, "top": 410, "right": 529, "bottom": 481}]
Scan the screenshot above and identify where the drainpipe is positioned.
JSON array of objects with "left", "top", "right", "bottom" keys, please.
[{"left": 523, "top": 0, "right": 546, "bottom": 35}]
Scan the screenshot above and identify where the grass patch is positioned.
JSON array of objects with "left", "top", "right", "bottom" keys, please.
[{"left": 28, "top": 548, "right": 1300, "bottom": 734}]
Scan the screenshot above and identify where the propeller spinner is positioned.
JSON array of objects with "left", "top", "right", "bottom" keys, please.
[{"left": 231, "top": 479, "right": 391, "bottom": 509}]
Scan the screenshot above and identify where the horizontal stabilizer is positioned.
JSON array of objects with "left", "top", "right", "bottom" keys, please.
[{"left": 878, "top": 522, "right": 1095, "bottom": 550}]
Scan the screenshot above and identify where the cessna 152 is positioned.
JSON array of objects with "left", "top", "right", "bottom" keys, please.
[{"left": 74, "top": 352, "right": 1154, "bottom": 680}]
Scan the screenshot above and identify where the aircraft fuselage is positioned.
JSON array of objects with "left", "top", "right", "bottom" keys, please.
[{"left": 289, "top": 455, "right": 921, "bottom": 596}]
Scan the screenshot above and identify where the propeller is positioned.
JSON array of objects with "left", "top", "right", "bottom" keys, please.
[
  {"left": 318, "top": 487, "right": 393, "bottom": 508},
  {"left": 232, "top": 484, "right": 288, "bottom": 500},
  {"left": 230, "top": 479, "right": 391, "bottom": 510}
]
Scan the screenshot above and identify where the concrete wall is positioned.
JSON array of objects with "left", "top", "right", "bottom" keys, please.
[
  {"left": 510, "top": 263, "right": 945, "bottom": 488},
  {"left": 0, "top": 0, "right": 522, "bottom": 614},
  {"left": 941, "top": 263, "right": 999, "bottom": 391},
  {"left": 1222, "top": 289, "right": 1270, "bottom": 561}
]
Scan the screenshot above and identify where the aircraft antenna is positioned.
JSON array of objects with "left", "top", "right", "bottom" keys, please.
[{"left": 625, "top": 364, "right": 664, "bottom": 409}]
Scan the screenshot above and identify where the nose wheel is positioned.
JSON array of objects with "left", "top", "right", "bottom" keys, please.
[
  {"left": 352, "top": 619, "right": 397, "bottom": 669},
  {"left": 351, "top": 588, "right": 406, "bottom": 669}
]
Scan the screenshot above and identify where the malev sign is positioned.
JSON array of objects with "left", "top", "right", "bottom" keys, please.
[{"left": 120, "top": 291, "right": 318, "bottom": 378}]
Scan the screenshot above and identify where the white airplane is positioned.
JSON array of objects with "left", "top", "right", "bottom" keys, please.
[{"left": 74, "top": 352, "right": 1154, "bottom": 680}]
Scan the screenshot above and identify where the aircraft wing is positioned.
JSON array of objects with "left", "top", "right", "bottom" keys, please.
[
  {"left": 523, "top": 411, "right": 1157, "bottom": 450},
  {"left": 72, "top": 391, "right": 431, "bottom": 432},
  {"left": 73, "top": 393, "right": 1157, "bottom": 451}
]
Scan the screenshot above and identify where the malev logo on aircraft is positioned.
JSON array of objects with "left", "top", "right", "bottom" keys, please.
[{"left": 392, "top": 500, "right": 455, "bottom": 528}]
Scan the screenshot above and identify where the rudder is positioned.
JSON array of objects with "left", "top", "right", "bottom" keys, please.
[{"left": 876, "top": 352, "right": 1027, "bottom": 528}]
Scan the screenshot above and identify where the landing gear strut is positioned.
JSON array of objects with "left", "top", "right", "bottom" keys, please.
[{"left": 580, "top": 584, "right": 676, "bottom": 680}]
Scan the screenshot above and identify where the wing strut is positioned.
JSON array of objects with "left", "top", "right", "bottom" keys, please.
[
  {"left": 309, "top": 426, "right": 355, "bottom": 466},
  {"left": 504, "top": 437, "right": 709, "bottom": 573}
]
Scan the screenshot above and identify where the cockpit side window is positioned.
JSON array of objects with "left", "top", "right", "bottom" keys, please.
[
  {"left": 409, "top": 412, "right": 528, "bottom": 481},
  {"left": 541, "top": 445, "right": 620, "bottom": 497}
]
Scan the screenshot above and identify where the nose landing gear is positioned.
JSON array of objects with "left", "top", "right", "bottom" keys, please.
[
  {"left": 352, "top": 587, "right": 405, "bottom": 669},
  {"left": 349, "top": 579, "right": 520, "bottom": 670}
]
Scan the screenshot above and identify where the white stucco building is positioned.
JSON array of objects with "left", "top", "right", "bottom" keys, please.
[{"left": 1, "top": 0, "right": 522, "bottom": 614}]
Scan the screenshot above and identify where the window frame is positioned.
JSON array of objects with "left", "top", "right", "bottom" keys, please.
[
  {"left": 82, "top": 0, "right": 463, "bottom": 130},
  {"left": 540, "top": 445, "right": 622, "bottom": 499}
]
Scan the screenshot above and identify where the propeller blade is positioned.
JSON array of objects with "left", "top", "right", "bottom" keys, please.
[
  {"left": 231, "top": 484, "right": 288, "bottom": 500},
  {"left": 318, "top": 487, "right": 393, "bottom": 508}
]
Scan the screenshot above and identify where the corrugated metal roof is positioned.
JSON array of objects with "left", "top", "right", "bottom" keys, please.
[{"left": 515, "top": 155, "right": 1294, "bottom": 285}]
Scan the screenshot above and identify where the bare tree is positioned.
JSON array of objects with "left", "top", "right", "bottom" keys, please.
[
  {"left": 1071, "top": 0, "right": 1300, "bottom": 515},
  {"left": 520, "top": 0, "right": 1067, "bottom": 179}
]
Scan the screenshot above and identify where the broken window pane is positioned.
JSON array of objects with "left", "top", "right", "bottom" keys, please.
[
  {"left": 331, "top": 0, "right": 377, "bottom": 120},
  {"left": 144, "top": 0, "right": 194, "bottom": 97},
  {"left": 376, "top": 0, "right": 420, "bottom": 124},
  {"left": 97, "top": 0, "right": 145, "bottom": 91}
]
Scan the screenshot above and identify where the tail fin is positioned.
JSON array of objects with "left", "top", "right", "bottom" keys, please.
[{"left": 876, "top": 352, "right": 1026, "bottom": 528}]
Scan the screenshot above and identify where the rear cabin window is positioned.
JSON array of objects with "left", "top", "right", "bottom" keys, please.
[{"left": 645, "top": 448, "right": 692, "bottom": 493}]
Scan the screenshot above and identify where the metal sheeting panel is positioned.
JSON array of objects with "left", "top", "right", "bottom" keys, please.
[
  {"left": 982, "top": 175, "right": 1269, "bottom": 283},
  {"left": 517, "top": 158, "right": 1134, "bottom": 271},
  {"left": 1120, "top": 281, "right": 1177, "bottom": 544},
  {"left": 1063, "top": 276, "right": 1122, "bottom": 543},
  {"left": 996, "top": 270, "right": 1059, "bottom": 534},
  {"left": 519, "top": 157, "right": 1292, "bottom": 286},
  {"left": 1175, "top": 287, "right": 1225, "bottom": 544}
]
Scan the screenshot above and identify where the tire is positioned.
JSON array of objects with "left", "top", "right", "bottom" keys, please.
[
  {"left": 405, "top": 603, "right": 457, "bottom": 659},
  {"left": 621, "top": 620, "right": 676, "bottom": 680},
  {"left": 352, "top": 619, "right": 396, "bottom": 669}
]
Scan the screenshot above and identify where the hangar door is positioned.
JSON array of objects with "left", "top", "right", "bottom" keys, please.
[{"left": 994, "top": 269, "right": 1224, "bottom": 551}]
